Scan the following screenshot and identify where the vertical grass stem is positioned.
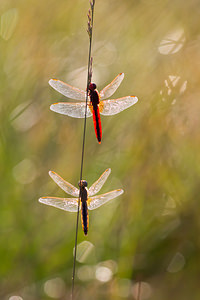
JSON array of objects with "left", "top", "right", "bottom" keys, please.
[{"left": 71, "top": 1, "right": 95, "bottom": 299}]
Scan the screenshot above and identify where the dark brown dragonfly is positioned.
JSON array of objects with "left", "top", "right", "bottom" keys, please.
[
  {"left": 49, "top": 73, "right": 138, "bottom": 143},
  {"left": 39, "top": 169, "right": 123, "bottom": 235}
]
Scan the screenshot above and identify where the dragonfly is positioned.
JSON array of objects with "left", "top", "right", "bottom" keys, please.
[
  {"left": 49, "top": 73, "right": 138, "bottom": 143},
  {"left": 39, "top": 168, "right": 123, "bottom": 235}
]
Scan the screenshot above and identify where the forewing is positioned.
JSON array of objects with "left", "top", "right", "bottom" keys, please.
[
  {"left": 88, "top": 168, "right": 111, "bottom": 196},
  {"left": 100, "top": 96, "right": 138, "bottom": 116},
  {"left": 49, "top": 171, "right": 79, "bottom": 197},
  {"left": 88, "top": 189, "right": 124, "bottom": 210},
  {"left": 49, "top": 79, "right": 86, "bottom": 101},
  {"left": 50, "top": 102, "right": 92, "bottom": 118},
  {"left": 99, "top": 73, "right": 124, "bottom": 99},
  {"left": 39, "top": 197, "right": 79, "bottom": 212}
]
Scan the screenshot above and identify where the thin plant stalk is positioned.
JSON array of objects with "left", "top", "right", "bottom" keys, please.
[
  {"left": 71, "top": 1, "right": 95, "bottom": 299},
  {"left": 136, "top": 281, "right": 141, "bottom": 300}
]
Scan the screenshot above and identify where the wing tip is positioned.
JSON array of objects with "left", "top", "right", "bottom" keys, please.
[
  {"left": 106, "top": 168, "right": 111, "bottom": 174},
  {"left": 49, "top": 78, "right": 58, "bottom": 86},
  {"left": 118, "top": 189, "right": 124, "bottom": 195},
  {"left": 49, "top": 170, "right": 54, "bottom": 176},
  {"left": 50, "top": 103, "right": 59, "bottom": 112},
  {"left": 38, "top": 197, "right": 46, "bottom": 203},
  {"left": 130, "top": 96, "right": 138, "bottom": 103},
  {"left": 49, "top": 170, "right": 58, "bottom": 180},
  {"left": 50, "top": 104, "right": 53, "bottom": 111}
]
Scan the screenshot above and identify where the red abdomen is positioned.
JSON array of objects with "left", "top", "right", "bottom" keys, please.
[
  {"left": 93, "top": 107, "right": 102, "bottom": 143},
  {"left": 90, "top": 89, "right": 102, "bottom": 143}
]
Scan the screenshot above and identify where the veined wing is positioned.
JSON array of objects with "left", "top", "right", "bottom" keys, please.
[
  {"left": 99, "top": 73, "right": 124, "bottom": 100},
  {"left": 49, "top": 171, "right": 79, "bottom": 197},
  {"left": 49, "top": 79, "right": 86, "bottom": 101},
  {"left": 88, "top": 189, "right": 124, "bottom": 210},
  {"left": 39, "top": 197, "right": 79, "bottom": 212},
  {"left": 88, "top": 168, "right": 111, "bottom": 196},
  {"left": 99, "top": 96, "right": 138, "bottom": 116},
  {"left": 50, "top": 102, "right": 93, "bottom": 118}
]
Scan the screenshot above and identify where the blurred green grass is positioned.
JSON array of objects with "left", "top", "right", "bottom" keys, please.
[{"left": 1, "top": 0, "right": 200, "bottom": 299}]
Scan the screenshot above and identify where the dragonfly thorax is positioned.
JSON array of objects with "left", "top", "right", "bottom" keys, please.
[{"left": 78, "top": 180, "right": 88, "bottom": 202}]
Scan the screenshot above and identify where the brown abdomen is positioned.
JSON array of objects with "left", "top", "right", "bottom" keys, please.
[{"left": 81, "top": 201, "right": 89, "bottom": 235}]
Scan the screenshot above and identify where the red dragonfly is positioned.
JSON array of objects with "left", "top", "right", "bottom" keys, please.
[
  {"left": 39, "top": 168, "right": 123, "bottom": 235},
  {"left": 49, "top": 73, "right": 138, "bottom": 143}
]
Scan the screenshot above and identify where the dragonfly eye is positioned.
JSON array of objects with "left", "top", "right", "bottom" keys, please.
[
  {"left": 82, "top": 180, "right": 88, "bottom": 187},
  {"left": 78, "top": 180, "right": 88, "bottom": 188},
  {"left": 89, "top": 83, "right": 96, "bottom": 91}
]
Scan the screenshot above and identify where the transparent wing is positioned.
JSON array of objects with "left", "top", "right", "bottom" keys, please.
[
  {"left": 99, "top": 96, "right": 138, "bottom": 116},
  {"left": 99, "top": 73, "right": 124, "bottom": 100},
  {"left": 39, "top": 197, "right": 79, "bottom": 212},
  {"left": 87, "top": 189, "right": 124, "bottom": 210},
  {"left": 49, "top": 79, "right": 86, "bottom": 101},
  {"left": 88, "top": 168, "right": 111, "bottom": 196},
  {"left": 49, "top": 171, "right": 79, "bottom": 197},
  {"left": 50, "top": 102, "right": 93, "bottom": 118}
]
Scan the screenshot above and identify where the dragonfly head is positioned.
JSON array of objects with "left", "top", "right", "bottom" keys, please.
[
  {"left": 89, "top": 83, "right": 96, "bottom": 91},
  {"left": 78, "top": 180, "right": 88, "bottom": 188}
]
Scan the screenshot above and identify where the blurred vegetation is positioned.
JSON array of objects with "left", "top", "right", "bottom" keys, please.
[{"left": 1, "top": 0, "right": 200, "bottom": 299}]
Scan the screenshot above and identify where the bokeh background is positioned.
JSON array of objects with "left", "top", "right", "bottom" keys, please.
[{"left": 1, "top": 0, "right": 200, "bottom": 299}]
